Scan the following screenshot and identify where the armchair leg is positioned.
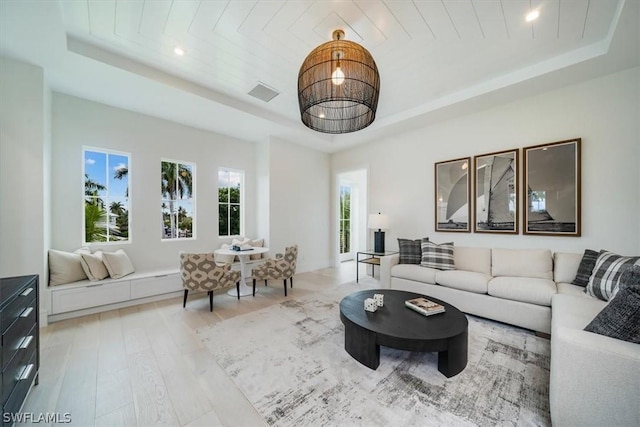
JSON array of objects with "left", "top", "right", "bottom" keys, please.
[
  {"left": 236, "top": 282, "right": 240, "bottom": 300},
  {"left": 283, "top": 279, "right": 287, "bottom": 297},
  {"left": 252, "top": 279, "right": 256, "bottom": 297},
  {"left": 183, "top": 289, "right": 189, "bottom": 308},
  {"left": 290, "top": 277, "right": 293, "bottom": 288},
  {"left": 264, "top": 280, "right": 268, "bottom": 287},
  {"left": 208, "top": 291, "right": 213, "bottom": 312}
]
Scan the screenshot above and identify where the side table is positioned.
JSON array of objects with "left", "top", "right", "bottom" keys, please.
[{"left": 356, "top": 250, "right": 398, "bottom": 282}]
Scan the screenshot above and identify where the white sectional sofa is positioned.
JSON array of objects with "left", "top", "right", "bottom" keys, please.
[{"left": 379, "top": 247, "right": 640, "bottom": 427}]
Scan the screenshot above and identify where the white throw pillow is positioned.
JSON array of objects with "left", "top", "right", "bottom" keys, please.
[
  {"left": 79, "top": 251, "right": 110, "bottom": 281},
  {"left": 216, "top": 243, "right": 235, "bottom": 264},
  {"left": 102, "top": 249, "right": 135, "bottom": 279},
  {"left": 250, "top": 239, "right": 264, "bottom": 260},
  {"left": 48, "top": 249, "right": 88, "bottom": 286}
]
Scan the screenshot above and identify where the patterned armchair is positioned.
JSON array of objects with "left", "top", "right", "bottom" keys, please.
[
  {"left": 179, "top": 252, "right": 242, "bottom": 311},
  {"left": 251, "top": 245, "right": 298, "bottom": 297}
]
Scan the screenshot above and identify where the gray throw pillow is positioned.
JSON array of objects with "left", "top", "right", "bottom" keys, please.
[
  {"left": 572, "top": 249, "right": 599, "bottom": 287},
  {"left": 398, "top": 238, "right": 423, "bottom": 264},
  {"left": 584, "top": 266, "right": 640, "bottom": 344},
  {"left": 420, "top": 239, "right": 455, "bottom": 271}
]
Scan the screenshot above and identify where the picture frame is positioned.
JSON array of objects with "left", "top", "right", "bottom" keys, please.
[
  {"left": 523, "top": 138, "right": 581, "bottom": 236},
  {"left": 474, "top": 148, "right": 519, "bottom": 234},
  {"left": 435, "top": 157, "right": 471, "bottom": 232}
]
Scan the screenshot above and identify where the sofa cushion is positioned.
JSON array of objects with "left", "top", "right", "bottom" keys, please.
[
  {"left": 398, "top": 238, "right": 422, "bottom": 264},
  {"left": 79, "top": 251, "right": 109, "bottom": 281},
  {"left": 557, "top": 282, "right": 592, "bottom": 298},
  {"left": 572, "top": 249, "right": 599, "bottom": 287},
  {"left": 435, "top": 270, "right": 490, "bottom": 294},
  {"left": 488, "top": 277, "right": 557, "bottom": 306},
  {"left": 391, "top": 264, "right": 437, "bottom": 285},
  {"left": 420, "top": 240, "right": 455, "bottom": 270},
  {"left": 586, "top": 251, "right": 640, "bottom": 301},
  {"left": 584, "top": 276, "right": 640, "bottom": 344},
  {"left": 554, "top": 252, "right": 582, "bottom": 284},
  {"left": 102, "top": 249, "right": 135, "bottom": 279},
  {"left": 454, "top": 247, "right": 491, "bottom": 276},
  {"left": 492, "top": 248, "right": 553, "bottom": 280},
  {"left": 48, "top": 248, "right": 89, "bottom": 286}
]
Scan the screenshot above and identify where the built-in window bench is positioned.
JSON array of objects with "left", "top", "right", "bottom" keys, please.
[{"left": 47, "top": 269, "right": 182, "bottom": 322}]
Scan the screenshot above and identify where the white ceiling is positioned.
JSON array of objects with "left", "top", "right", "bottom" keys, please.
[{"left": 1, "top": 1, "right": 638, "bottom": 153}]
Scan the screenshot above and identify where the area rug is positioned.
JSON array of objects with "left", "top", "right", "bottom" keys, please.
[{"left": 196, "top": 283, "right": 551, "bottom": 426}]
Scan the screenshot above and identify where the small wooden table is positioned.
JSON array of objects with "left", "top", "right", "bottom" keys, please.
[
  {"left": 356, "top": 250, "right": 398, "bottom": 282},
  {"left": 339, "top": 289, "right": 468, "bottom": 377}
]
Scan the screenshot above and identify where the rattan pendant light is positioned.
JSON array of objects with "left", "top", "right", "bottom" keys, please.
[{"left": 298, "top": 30, "right": 380, "bottom": 134}]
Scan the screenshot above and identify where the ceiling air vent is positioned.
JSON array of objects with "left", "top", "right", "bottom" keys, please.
[{"left": 248, "top": 82, "right": 279, "bottom": 103}]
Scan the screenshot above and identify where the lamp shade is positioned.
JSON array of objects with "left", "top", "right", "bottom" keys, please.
[
  {"left": 298, "top": 30, "right": 380, "bottom": 134},
  {"left": 368, "top": 213, "right": 389, "bottom": 230}
]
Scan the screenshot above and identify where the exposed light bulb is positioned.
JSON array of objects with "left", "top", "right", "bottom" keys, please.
[
  {"left": 331, "top": 66, "right": 345, "bottom": 85},
  {"left": 318, "top": 113, "right": 325, "bottom": 118},
  {"left": 525, "top": 10, "right": 539, "bottom": 22}
]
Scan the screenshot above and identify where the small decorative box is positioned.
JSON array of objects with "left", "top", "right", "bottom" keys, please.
[
  {"left": 364, "top": 298, "right": 378, "bottom": 312},
  {"left": 373, "top": 293, "right": 384, "bottom": 307}
]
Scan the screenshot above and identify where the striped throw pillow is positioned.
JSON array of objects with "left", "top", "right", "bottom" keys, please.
[
  {"left": 586, "top": 251, "right": 640, "bottom": 301},
  {"left": 420, "top": 239, "right": 455, "bottom": 270}
]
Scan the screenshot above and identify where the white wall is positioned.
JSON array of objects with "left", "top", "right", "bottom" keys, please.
[
  {"left": 0, "top": 56, "right": 51, "bottom": 323},
  {"left": 51, "top": 93, "right": 258, "bottom": 272},
  {"left": 0, "top": 57, "right": 49, "bottom": 281},
  {"left": 268, "top": 137, "right": 331, "bottom": 272},
  {"left": 332, "top": 67, "right": 640, "bottom": 256}
]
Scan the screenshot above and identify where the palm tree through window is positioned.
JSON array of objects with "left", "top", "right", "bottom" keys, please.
[
  {"left": 161, "top": 160, "right": 194, "bottom": 239},
  {"left": 83, "top": 148, "right": 130, "bottom": 243}
]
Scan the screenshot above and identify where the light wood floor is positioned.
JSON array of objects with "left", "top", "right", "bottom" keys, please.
[{"left": 20, "top": 262, "right": 379, "bottom": 426}]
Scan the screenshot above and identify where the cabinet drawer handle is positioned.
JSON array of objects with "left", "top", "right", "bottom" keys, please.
[
  {"left": 19, "top": 336, "right": 34, "bottom": 349},
  {"left": 86, "top": 283, "right": 104, "bottom": 288},
  {"left": 154, "top": 274, "right": 168, "bottom": 278},
  {"left": 18, "top": 364, "right": 34, "bottom": 381},
  {"left": 20, "top": 288, "right": 34, "bottom": 297},
  {"left": 20, "top": 307, "right": 34, "bottom": 317}
]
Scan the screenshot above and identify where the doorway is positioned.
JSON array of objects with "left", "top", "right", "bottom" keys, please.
[{"left": 336, "top": 169, "right": 367, "bottom": 263}]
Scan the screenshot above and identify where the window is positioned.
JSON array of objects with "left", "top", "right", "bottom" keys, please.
[
  {"left": 218, "top": 169, "right": 243, "bottom": 236},
  {"left": 161, "top": 160, "right": 194, "bottom": 239},
  {"left": 83, "top": 148, "right": 130, "bottom": 243},
  {"left": 339, "top": 185, "right": 351, "bottom": 254},
  {"left": 530, "top": 190, "right": 546, "bottom": 212}
]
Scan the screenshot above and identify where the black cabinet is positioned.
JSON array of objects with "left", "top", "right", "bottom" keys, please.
[{"left": 1, "top": 275, "right": 39, "bottom": 426}]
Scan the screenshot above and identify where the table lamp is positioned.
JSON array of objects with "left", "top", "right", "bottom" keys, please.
[{"left": 368, "top": 213, "right": 389, "bottom": 253}]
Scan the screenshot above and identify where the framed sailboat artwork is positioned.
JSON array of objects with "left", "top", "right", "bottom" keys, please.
[
  {"left": 523, "top": 138, "right": 581, "bottom": 236},
  {"left": 435, "top": 157, "right": 471, "bottom": 232},
  {"left": 474, "top": 149, "right": 519, "bottom": 234}
]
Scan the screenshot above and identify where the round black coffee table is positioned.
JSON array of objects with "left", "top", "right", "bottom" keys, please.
[{"left": 339, "top": 289, "right": 468, "bottom": 377}]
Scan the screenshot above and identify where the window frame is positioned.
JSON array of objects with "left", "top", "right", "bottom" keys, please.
[
  {"left": 82, "top": 146, "right": 132, "bottom": 245},
  {"left": 161, "top": 158, "right": 196, "bottom": 241},
  {"left": 218, "top": 168, "right": 244, "bottom": 238}
]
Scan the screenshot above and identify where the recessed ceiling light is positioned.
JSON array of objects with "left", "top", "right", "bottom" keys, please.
[
  {"left": 174, "top": 47, "right": 185, "bottom": 56},
  {"left": 526, "top": 10, "right": 540, "bottom": 22}
]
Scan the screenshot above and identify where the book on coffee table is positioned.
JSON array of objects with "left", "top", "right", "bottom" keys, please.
[{"left": 405, "top": 297, "right": 445, "bottom": 316}]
